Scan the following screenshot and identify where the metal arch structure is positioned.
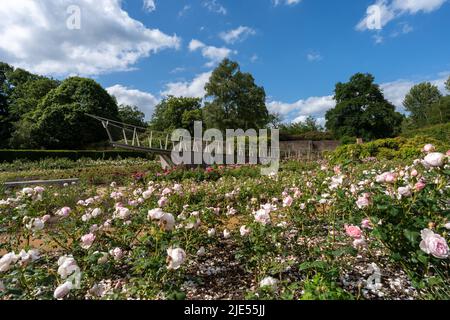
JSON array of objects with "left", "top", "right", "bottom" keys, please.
[{"left": 86, "top": 114, "right": 279, "bottom": 169}]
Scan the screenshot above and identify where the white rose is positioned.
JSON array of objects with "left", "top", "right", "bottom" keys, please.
[{"left": 423, "top": 153, "right": 445, "bottom": 168}]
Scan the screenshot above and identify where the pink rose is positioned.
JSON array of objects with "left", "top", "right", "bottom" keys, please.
[
  {"left": 422, "top": 144, "right": 435, "bottom": 153},
  {"left": 80, "top": 233, "right": 96, "bottom": 250},
  {"left": 414, "top": 181, "right": 426, "bottom": 192},
  {"left": 345, "top": 225, "right": 362, "bottom": 239},
  {"left": 283, "top": 196, "right": 293, "bottom": 207},
  {"left": 356, "top": 195, "right": 370, "bottom": 209},
  {"left": 361, "top": 218, "right": 372, "bottom": 229},
  {"left": 419, "top": 229, "right": 449, "bottom": 259},
  {"left": 410, "top": 169, "right": 418, "bottom": 177},
  {"left": 158, "top": 196, "right": 168, "bottom": 207},
  {"left": 56, "top": 207, "right": 71, "bottom": 217}
]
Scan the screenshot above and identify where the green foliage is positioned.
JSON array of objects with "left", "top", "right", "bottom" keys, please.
[
  {"left": 204, "top": 59, "right": 270, "bottom": 131},
  {"left": 445, "top": 76, "right": 450, "bottom": 92},
  {"left": 301, "top": 274, "right": 354, "bottom": 300},
  {"left": 401, "top": 122, "right": 450, "bottom": 146},
  {"left": 403, "top": 82, "right": 443, "bottom": 129},
  {"left": 279, "top": 116, "right": 323, "bottom": 135},
  {"left": 150, "top": 96, "right": 202, "bottom": 134},
  {"left": 328, "top": 136, "right": 446, "bottom": 163},
  {"left": 0, "top": 150, "right": 151, "bottom": 163},
  {"left": 28, "top": 77, "right": 119, "bottom": 149},
  {"left": 118, "top": 105, "right": 147, "bottom": 128},
  {"left": 325, "top": 73, "right": 403, "bottom": 141}
]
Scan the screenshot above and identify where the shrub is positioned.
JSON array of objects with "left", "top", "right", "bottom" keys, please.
[{"left": 0, "top": 150, "right": 153, "bottom": 163}]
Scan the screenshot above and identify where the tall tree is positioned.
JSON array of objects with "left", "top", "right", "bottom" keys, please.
[
  {"left": 403, "top": 82, "right": 442, "bottom": 128},
  {"left": 325, "top": 73, "right": 403, "bottom": 140},
  {"left": 203, "top": 59, "right": 270, "bottom": 131},
  {"left": 118, "top": 104, "right": 147, "bottom": 128},
  {"left": 446, "top": 76, "right": 450, "bottom": 92},
  {"left": 150, "top": 96, "right": 202, "bottom": 134},
  {"left": 27, "top": 77, "right": 119, "bottom": 149},
  {"left": 0, "top": 62, "right": 13, "bottom": 147}
]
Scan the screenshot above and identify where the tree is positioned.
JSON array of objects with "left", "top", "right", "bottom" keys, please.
[
  {"left": 325, "top": 73, "right": 403, "bottom": 140},
  {"left": 28, "top": 77, "right": 119, "bottom": 149},
  {"left": 446, "top": 76, "right": 450, "bottom": 92},
  {"left": 203, "top": 59, "right": 270, "bottom": 131},
  {"left": 428, "top": 95, "right": 450, "bottom": 125},
  {"left": 279, "top": 116, "right": 324, "bottom": 136},
  {"left": 118, "top": 104, "right": 146, "bottom": 127},
  {"left": 150, "top": 96, "right": 202, "bottom": 134},
  {"left": 0, "top": 62, "right": 13, "bottom": 147},
  {"left": 403, "top": 82, "right": 442, "bottom": 128}
]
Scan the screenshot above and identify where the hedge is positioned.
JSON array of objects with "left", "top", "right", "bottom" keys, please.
[
  {"left": 0, "top": 150, "right": 154, "bottom": 163},
  {"left": 401, "top": 123, "right": 450, "bottom": 145}
]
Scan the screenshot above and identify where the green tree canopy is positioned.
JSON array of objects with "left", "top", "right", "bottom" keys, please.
[
  {"left": 403, "top": 82, "right": 442, "bottom": 128},
  {"left": 118, "top": 104, "right": 147, "bottom": 128},
  {"left": 279, "top": 116, "right": 324, "bottom": 136},
  {"left": 203, "top": 59, "right": 270, "bottom": 131},
  {"left": 27, "top": 77, "right": 119, "bottom": 149},
  {"left": 445, "top": 76, "right": 450, "bottom": 92},
  {"left": 150, "top": 96, "right": 202, "bottom": 134},
  {"left": 325, "top": 73, "right": 403, "bottom": 141}
]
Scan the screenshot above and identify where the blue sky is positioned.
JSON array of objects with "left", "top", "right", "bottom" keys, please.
[{"left": 1, "top": 0, "right": 449, "bottom": 123}]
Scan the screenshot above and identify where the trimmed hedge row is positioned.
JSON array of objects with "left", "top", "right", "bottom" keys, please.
[{"left": 0, "top": 150, "right": 154, "bottom": 163}]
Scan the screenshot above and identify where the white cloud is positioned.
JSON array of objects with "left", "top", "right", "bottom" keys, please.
[
  {"left": 273, "top": 0, "right": 301, "bottom": 6},
  {"left": 268, "top": 73, "right": 450, "bottom": 123},
  {"left": 0, "top": 0, "right": 180, "bottom": 76},
  {"left": 306, "top": 52, "right": 323, "bottom": 62},
  {"left": 107, "top": 85, "right": 160, "bottom": 120},
  {"left": 188, "top": 39, "right": 236, "bottom": 67},
  {"left": 267, "top": 95, "right": 336, "bottom": 123},
  {"left": 162, "top": 72, "right": 212, "bottom": 98},
  {"left": 219, "top": 26, "right": 256, "bottom": 44},
  {"left": 250, "top": 54, "right": 259, "bottom": 63},
  {"left": 357, "top": 0, "right": 447, "bottom": 31},
  {"left": 178, "top": 5, "right": 191, "bottom": 17},
  {"left": 381, "top": 74, "right": 449, "bottom": 112},
  {"left": 203, "top": 0, "right": 227, "bottom": 15},
  {"left": 143, "top": 0, "right": 156, "bottom": 12}
]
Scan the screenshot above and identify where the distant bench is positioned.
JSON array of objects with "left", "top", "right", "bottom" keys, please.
[{"left": 3, "top": 178, "right": 79, "bottom": 188}]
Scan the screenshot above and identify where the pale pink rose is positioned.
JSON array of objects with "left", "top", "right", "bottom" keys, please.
[
  {"left": 223, "top": 229, "right": 231, "bottom": 239},
  {"left": 142, "top": 190, "right": 153, "bottom": 199},
  {"left": 159, "top": 213, "right": 175, "bottom": 231},
  {"left": 385, "top": 173, "right": 397, "bottom": 183},
  {"left": 283, "top": 196, "right": 293, "bottom": 207},
  {"left": 166, "top": 248, "right": 186, "bottom": 270},
  {"left": 419, "top": 229, "right": 449, "bottom": 259},
  {"left": 254, "top": 209, "right": 271, "bottom": 225},
  {"left": 109, "top": 247, "right": 124, "bottom": 261},
  {"left": 240, "top": 225, "right": 251, "bottom": 237},
  {"left": 54, "top": 281, "right": 72, "bottom": 299},
  {"left": 207, "top": 228, "right": 216, "bottom": 237},
  {"left": 42, "top": 215, "right": 51, "bottom": 223},
  {"left": 213, "top": 207, "right": 220, "bottom": 215},
  {"left": 56, "top": 207, "right": 71, "bottom": 217},
  {"left": 345, "top": 225, "right": 362, "bottom": 239},
  {"left": 334, "top": 165, "right": 341, "bottom": 175},
  {"left": 410, "top": 169, "right": 418, "bottom": 177},
  {"left": 397, "top": 186, "right": 412, "bottom": 198},
  {"left": 356, "top": 195, "right": 370, "bottom": 209},
  {"left": 113, "top": 207, "right": 130, "bottom": 220},
  {"left": 0, "top": 252, "right": 19, "bottom": 272},
  {"left": 353, "top": 237, "right": 366, "bottom": 249},
  {"left": 414, "top": 181, "right": 426, "bottom": 192},
  {"left": 446, "top": 150, "right": 450, "bottom": 157},
  {"left": 423, "top": 153, "right": 446, "bottom": 168},
  {"left": 444, "top": 223, "right": 450, "bottom": 230},
  {"left": 34, "top": 186, "right": 45, "bottom": 194},
  {"left": 161, "top": 188, "right": 172, "bottom": 196},
  {"left": 148, "top": 208, "right": 165, "bottom": 220},
  {"left": 158, "top": 196, "right": 168, "bottom": 207},
  {"left": 361, "top": 218, "right": 372, "bottom": 229},
  {"left": 173, "top": 184, "right": 182, "bottom": 192},
  {"left": 80, "top": 233, "right": 95, "bottom": 250},
  {"left": 422, "top": 144, "right": 435, "bottom": 153}
]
